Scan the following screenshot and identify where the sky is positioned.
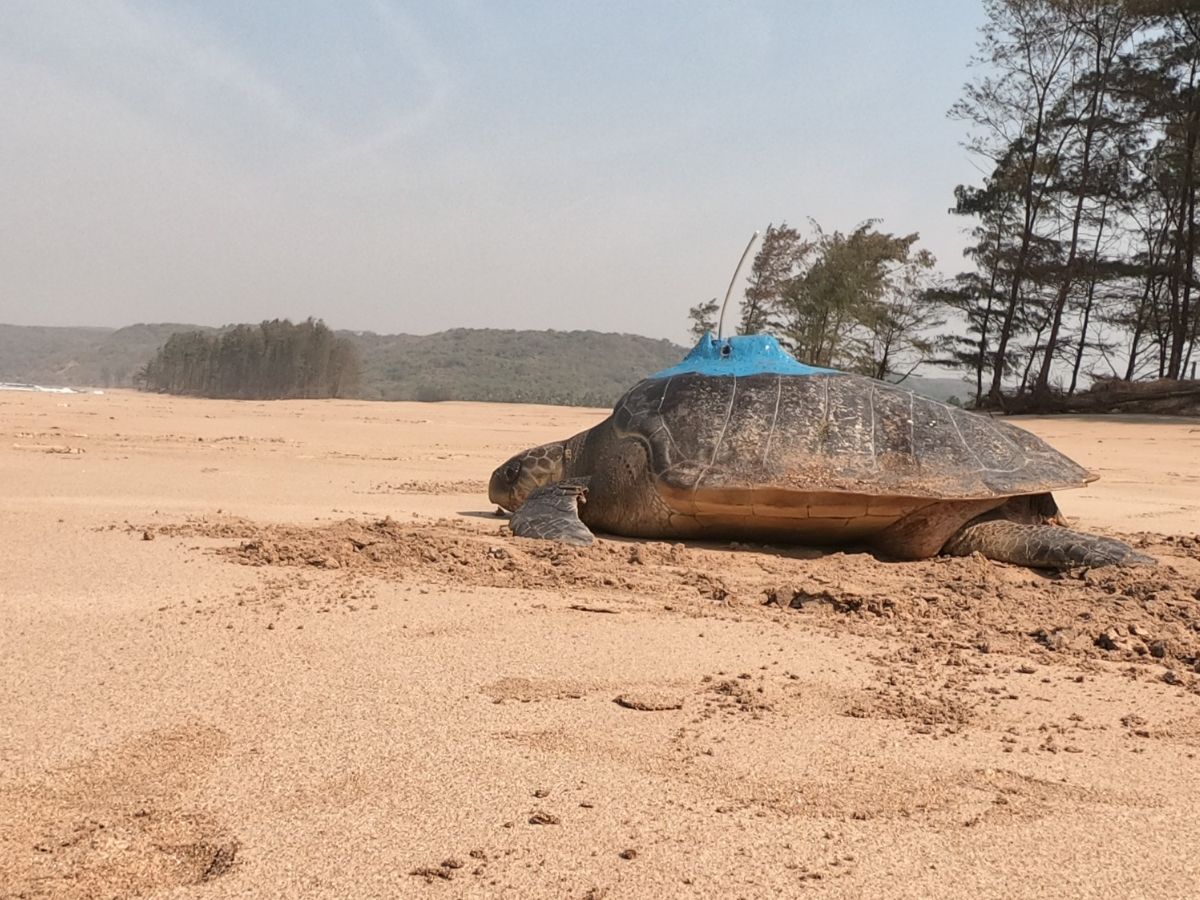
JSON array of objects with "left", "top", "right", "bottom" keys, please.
[{"left": 0, "top": 1, "right": 988, "bottom": 342}]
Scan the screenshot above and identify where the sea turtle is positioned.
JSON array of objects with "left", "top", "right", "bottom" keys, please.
[{"left": 488, "top": 334, "right": 1152, "bottom": 569}]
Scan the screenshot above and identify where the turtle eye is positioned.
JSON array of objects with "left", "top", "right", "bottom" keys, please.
[{"left": 504, "top": 461, "right": 520, "bottom": 483}]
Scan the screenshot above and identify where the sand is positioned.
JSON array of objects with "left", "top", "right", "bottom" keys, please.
[{"left": 2, "top": 389, "right": 1199, "bottom": 899}]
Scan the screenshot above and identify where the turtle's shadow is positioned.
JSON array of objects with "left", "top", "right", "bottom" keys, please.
[
  {"left": 457, "top": 510, "right": 837, "bottom": 561},
  {"left": 450, "top": 510, "right": 1062, "bottom": 570},
  {"left": 664, "top": 539, "right": 832, "bottom": 561}
]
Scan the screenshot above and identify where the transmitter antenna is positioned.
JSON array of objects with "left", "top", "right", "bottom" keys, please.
[{"left": 716, "top": 231, "right": 760, "bottom": 340}]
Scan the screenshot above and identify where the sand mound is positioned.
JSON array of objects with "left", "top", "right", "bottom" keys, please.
[{"left": 139, "top": 515, "right": 1200, "bottom": 679}]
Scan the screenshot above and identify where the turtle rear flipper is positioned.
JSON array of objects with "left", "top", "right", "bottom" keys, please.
[
  {"left": 943, "top": 520, "right": 1155, "bottom": 569},
  {"left": 510, "top": 479, "right": 594, "bottom": 546}
]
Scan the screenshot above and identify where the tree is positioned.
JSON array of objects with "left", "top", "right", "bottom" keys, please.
[
  {"left": 951, "top": 0, "right": 1082, "bottom": 402},
  {"left": 1030, "top": 1, "right": 1136, "bottom": 398},
  {"left": 1135, "top": 7, "right": 1200, "bottom": 379},
  {"left": 739, "top": 222, "right": 808, "bottom": 334},
  {"left": 931, "top": 177, "right": 1027, "bottom": 405},
  {"left": 776, "top": 221, "right": 941, "bottom": 379},
  {"left": 690, "top": 219, "right": 942, "bottom": 380},
  {"left": 686, "top": 299, "right": 719, "bottom": 341},
  {"left": 942, "top": 0, "right": 1200, "bottom": 403},
  {"left": 138, "top": 318, "right": 362, "bottom": 400}
]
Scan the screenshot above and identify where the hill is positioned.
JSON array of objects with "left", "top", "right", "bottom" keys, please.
[
  {"left": 0, "top": 323, "right": 685, "bottom": 407},
  {"left": 887, "top": 373, "right": 971, "bottom": 405},
  {"left": 350, "top": 328, "right": 684, "bottom": 406},
  {"left": 0, "top": 323, "right": 216, "bottom": 388},
  {"left": 0, "top": 322, "right": 969, "bottom": 407}
]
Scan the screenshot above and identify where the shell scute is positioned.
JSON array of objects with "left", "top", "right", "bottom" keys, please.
[{"left": 612, "top": 372, "right": 1092, "bottom": 501}]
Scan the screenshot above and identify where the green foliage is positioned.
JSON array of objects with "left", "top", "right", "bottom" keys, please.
[
  {"left": 718, "top": 220, "right": 942, "bottom": 380},
  {"left": 686, "top": 299, "right": 719, "bottom": 340},
  {"left": 354, "top": 328, "right": 683, "bottom": 406},
  {"left": 945, "top": 0, "right": 1200, "bottom": 405},
  {"left": 0, "top": 324, "right": 684, "bottom": 408},
  {"left": 0, "top": 323, "right": 214, "bottom": 387},
  {"left": 414, "top": 383, "right": 454, "bottom": 402},
  {"left": 740, "top": 223, "right": 808, "bottom": 334},
  {"left": 136, "top": 318, "right": 360, "bottom": 399}
]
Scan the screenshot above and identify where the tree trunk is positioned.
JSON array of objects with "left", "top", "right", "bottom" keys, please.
[
  {"left": 1069, "top": 280, "right": 1096, "bottom": 394},
  {"left": 1069, "top": 205, "right": 1108, "bottom": 394},
  {"left": 1034, "top": 17, "right": 1115, "bottom": 398},
  {"left": 988, "top": 201, "right": 1038, "bottom": 403},
  {"left": 1124, "top": 275, "right": 1155, "bottom": 381},
  {"left": 974, "top": 223, "right": 1006, "bottom": 406},
  {"left": 988, "top": 100, "right": 1077, "bottom": 403},
  {"left": 1168, "top": 69, "right": 1199, "bottom": 378},
  {"left": 1020, "top": 323, "right": 1047, "bottom": 395}
]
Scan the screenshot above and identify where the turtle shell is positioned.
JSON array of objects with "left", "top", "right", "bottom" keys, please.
[{"left": 610, "top": 372, "right": 1094, "bottom": 505}]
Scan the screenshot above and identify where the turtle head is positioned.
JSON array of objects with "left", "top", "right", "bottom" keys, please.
[{"left": 489, "top": 442, "right": 566, "bottom": 512}]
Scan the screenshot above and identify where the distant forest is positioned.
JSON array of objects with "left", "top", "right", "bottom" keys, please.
[
  {"left": 137, "top": 318, "right": 360, "bottom": 399},
  {"left": 0, "top": 323, "right": 708, "bottom": 407}
]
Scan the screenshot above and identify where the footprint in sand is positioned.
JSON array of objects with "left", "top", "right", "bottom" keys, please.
[
  {"left": 0, "top": 724, "right": 239, "bottom": 899},
  {"left": 482, "top": 676, "right": 591, "bottom": 704}
]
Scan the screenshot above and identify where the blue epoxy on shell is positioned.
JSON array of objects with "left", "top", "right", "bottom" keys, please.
[{"left": 649, "top": 333, "right": 841, "bottom": 379}]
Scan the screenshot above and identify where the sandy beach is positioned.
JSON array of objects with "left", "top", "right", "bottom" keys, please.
[{"left": 3, "top": 389, "right": 1200, "bottom": 899}]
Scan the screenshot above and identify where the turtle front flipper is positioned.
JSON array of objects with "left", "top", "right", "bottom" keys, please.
[
  {"left": 943, "top": 520, "right": 1155, "bottom": 569},
  {"left": 509, "top": 479, "right": 594, "bottom": 546}
]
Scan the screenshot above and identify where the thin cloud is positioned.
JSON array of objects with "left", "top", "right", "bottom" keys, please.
[
  {"left": 0, "top": 3, "right": 983, "bottom": 339},
  {"left": 259, "top": 0, "right": 455, "bottom": 184},
  {"left": 6, "top": 0, "right": 335, "bottom": 164}
]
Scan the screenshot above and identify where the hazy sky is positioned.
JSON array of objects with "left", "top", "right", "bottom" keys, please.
[{"left": 1, "top": 1, "right": 986, "bottom": 342}]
